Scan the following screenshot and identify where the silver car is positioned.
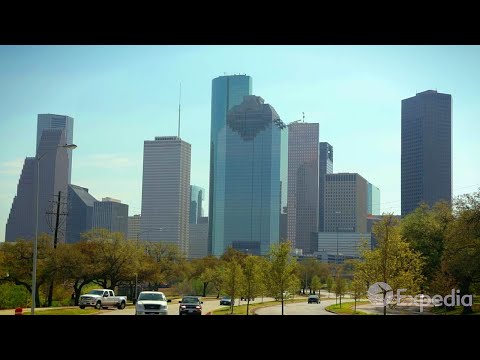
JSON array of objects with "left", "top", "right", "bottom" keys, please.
[{"left": 134, "top": 291, "right": 171, "bottom": 315}]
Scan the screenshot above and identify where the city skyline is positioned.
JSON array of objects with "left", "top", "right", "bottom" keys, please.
[{"left": 1, "top": 45, "right": 480, "bottom": 242}]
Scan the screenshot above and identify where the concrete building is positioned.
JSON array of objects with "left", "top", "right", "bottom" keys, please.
[
  {"left": 189, "top": 185, "right": 205, "bottom": 224},
  {"left": 128, "top": 214, "right": 141, "bottom": 241},
  {"left": 287, "top": 122, "right": 319, "bottom": 254},
  {"left": 401, "top": 90, "right": 452, "bottom": 216},
  {"left": 367, "top": 182, "right": 381, "bottom": 215},
  {"left": 6, "top": 129, "right": 69, "bottom": 242},
  {"left": 318, "top": 142, "right": 333, "bottom": 232},
  {"left": 141, "top": 136, "right": 191, "bottom": 254},
  {"left": 316, "top": 232, "right": 371, "bottom": 263},
  {"left": 210, "top": 94, "right": 287, "bottom": 256},
  {"left": 324, "top": 173, "right": 368, "bottom": 233},
  {"left": 37, "top": 114, "right": 74, "bottom": 184},
  {"left": 189, "top": 216, "right": 209, "bottom": 259},
  {"left": 92, "top": 197, "right": 129, "bottom": 239},
  {"left": 66, "top": 184, "right": 97, "bottom": 243}
]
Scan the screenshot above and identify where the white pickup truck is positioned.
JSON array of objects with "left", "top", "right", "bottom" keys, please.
[{"left": 79, "top": 289, "right": 127, "bottom": 310}]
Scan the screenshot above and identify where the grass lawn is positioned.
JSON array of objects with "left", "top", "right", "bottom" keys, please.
[
  {"left": 212, "top": 298, "right": 311, "bottom": 315},
  {"left": 431, "top": 304, "right": 480, "bottom": 315},
  {"left": 325, "top": 301, "right": 370, "bottom": 315},
  {"left": 24, "top": 308, "right": 100, "bottom": 315}
]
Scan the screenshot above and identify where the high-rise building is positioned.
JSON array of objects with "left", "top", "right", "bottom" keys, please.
[
  {"left": 324, "top": 173, "right": 368, "bottom": 233},
  {"left": 141, "top": 136, "right": 191, "bottom": 254},
  {"left": 401, "top": 90, "right": 452, "bottom": 216},
  {"left": 189, "top": 185, "right": 205, "bottom": 224},
  {"left": 128, "top": 214, "right": 141, "bottom": 241},
  {"left": 316, "top": 232, "right": 371, "bottom": 263},
  {"left": 210, "top": 95, "right": 287, "bottom": 256},
  {"left": 208, "top": 74, "right": 252, "bottom": 255},
  {"left": 318, "top": 142, "right": 333, "bottom": 231},
  {"left": 66, "top": 184, "right": 97, "bottom": 243},
  {"left": 367, "top": 182, "right": 380, "bottom": 215},
  {"left": 6, "top": 129, "right": 69, "bottom": 242},
  {"left": 92, "top": 197, "right": 129, "bottom": 239},
  {"left": 287, "top": 122, "right": 319, "bottom": 254},
  {"left": 189, "top": 217, "right": 209, "bottom": 259},
  {"left": 37, "top": 114, "right": 74, "bottom": 184}
]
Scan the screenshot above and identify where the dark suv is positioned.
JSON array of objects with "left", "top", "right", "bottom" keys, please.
[
  {"left": 308, "top": 295, "right": 320, "bottom": 304},
  {"left": 179, "top": 296, "right": 203, "bottom": 315}
]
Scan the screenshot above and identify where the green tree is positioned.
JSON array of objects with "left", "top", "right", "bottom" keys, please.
[
  {"left": 333, "top": 270, "right": 347, "bottom": 307},
  {"left": 310, "top": 275, "right": 322, "bottom": 296},
  {"left": 220, "top": 259, "right": 245, "bottom": 314},
  {"left": 242, "top": 256, "right": 263, "bottom": 315},
  {"left": 350, "top": 278, "right": 366, "bottom": 314},
  {"left": 325, "top": 276, "right": 334, "bottom": 298},
  {"left": 193, "top": 256, "right": 220, "bottom": 296},
  {"left": 265, "top": 241, "right": 298, "bottom": 315},
  {"left": 355, "top": 214, "right": 425, "bottom": 315}
]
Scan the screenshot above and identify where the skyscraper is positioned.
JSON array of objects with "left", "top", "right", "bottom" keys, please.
[
  {"left": 367, "top": 182, "right": 380, "bottom": 215},
  {"left": 287, "top": 122, "right": 319, "bottom": 254},
  {"left": 66, "top": 184, "right": 97, "bottom": 243},
  {"left": 324, "top": 173, "right": 368, "bottom": 233},
  {"left": 128, "top": 214, "right": 141, "bottom": 240},
  {"left": 401, "top": 90, "right": 452, "bottom": 216},
  {"left": 37, "top": 114, "right": 74, "bottom": 184},
  {"left": 208, "top": 74, "right": 252, "bottom": 255},
  {"left": 92, "top": 197, "right": 129, "bottom": 239},
  {"left": 189, "top": 217, "right": 209, "bottom": 259},
  {"left": 318, "top": 142, "right": 333, "bottom": 231},
  {"left": 141, "top": 136, "right": 191, "bottom": 254},
  {"left": 210, "top": 95, "right": 287, "bottom": 256},
  {"left": 189, "top": 185, "right": 205, "bottom": 224},
  {"left": 6, "top": 129, "right": 69, "bottom": 242}
]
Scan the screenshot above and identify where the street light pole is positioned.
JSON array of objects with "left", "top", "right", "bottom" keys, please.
[{"left": 31, "top": 143, "right": 77, "bottom": 315}]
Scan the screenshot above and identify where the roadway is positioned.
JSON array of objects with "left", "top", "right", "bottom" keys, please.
[{"left": 255, "top": 298, "right": 338, "bottom": 315}]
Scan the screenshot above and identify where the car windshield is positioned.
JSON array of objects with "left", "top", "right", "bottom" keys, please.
[
  {"left": 309, "top": 295, "right": 319, "bottom": 298},
  {"left": 138, "top": 293, "right": 165, "bottom": 301},
  {"left": 88, "top": 290, "right": 105, "bottom": 296},
  {"left": 182, "top": 297, "right": 200, "bottom": 304},
  {"left": 222, "top": 296, "right": 230, "bottom": 299}
]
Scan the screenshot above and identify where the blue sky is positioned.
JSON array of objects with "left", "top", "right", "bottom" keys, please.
[{"left": 1, "top": 45, "right": 479, "bottom": 242}]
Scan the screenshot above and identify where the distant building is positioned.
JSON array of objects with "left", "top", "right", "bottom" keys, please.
[
  {"left": 189, "top": 185, "right": 205, "bottom": 224},
  {"left": 66, "top": 184, "right": 97, "bottom": 243},
  {"left": 92, "top": 197, "right": 129, "bottom": 239},
  {"left": 141, "top": 136, "right": 191, "bottom": 254},
  {"left": 318, "top": 142, "right": 333, "bottom": 231},
  {"left": 316, "top": 232, "right": 371, "bottom": 263},
  {"left": 6, "top": 129, "right": 69, "bottom": 242},
  {"left": 37, "top": 114, "right": 74, "bottom": 184},
  {"left": 128, "top": 214, "right": 141, "bottom": 241},
  {"left": 287, "top": 122, "right": 319, "bottom": 254},
  {"left": 210, "top": 94, "right": 287, "bottom": 256},
  {"left": 189, "top": 217, "right": 209, "bottom": 259},
  {"left": 367, "top": 214, "right": 401, "bottom": 249},
  {"left": 367, "top": 182, "right": 380, "bottom": 215},
  {"left": 401, "top": 90, "right": 452, "bottom": 216},
  {"left": 324, "top": 173, "right": 368, "bottom": 233}
]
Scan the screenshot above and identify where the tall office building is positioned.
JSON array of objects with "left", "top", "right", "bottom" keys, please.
[
  {"left": 141, "top": 136, "right": 191, "bottom": 254},
  {"left": 128, "top": 214, "right": 141, "bottom": 240},
  {"left": 367, "top": 182, "right": 380, "bottom": 215},
  {"left": 324, "top": 173, "right": 368, "bottom": 233},
  {"left": 92, "top": 197, "right": 129, "bottom": 239},
  {"left": 37, "top": 114, "right": 74, "bottom": 184},
  {"left": 66, "top": 184, "right": 97, "bottom": 243},
  {"left": 287, "top": 122, "right": 319, "bottom": 254},
  {"left": 210, "top": 95, "right": 287, "bottom": 256},
  {"left": 401, "top": 90, "right": 452, "bottom": 216},
  {"left": 6, "top": 129, "right": 69, "bottom": 242},
  {"left": 189, "top": 217, "right": 209, "bottom": 259},
  {"left": 318, "top": 142, "right": 333, "bottom": 231},
  {"left": 189, "top": 185, "right": 205, "bottom": 224},
  {"left": 208, "top": 74, "right": 252, "bottom": 255}
]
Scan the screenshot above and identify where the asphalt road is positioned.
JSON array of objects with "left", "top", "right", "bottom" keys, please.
[{"left": 255, "top": 298, "right": 338, "bottom": 315}]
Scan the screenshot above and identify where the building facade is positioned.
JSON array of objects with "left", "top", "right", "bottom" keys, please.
[
  {"left": 37, "top": 114, "right": 74, "bottom": 184},
  {"left": 128, "top": 214, "right": 141, "bottom": 241},
  {"left": 6, "top": 129, "right": 69, "bottom": 242},
  {"left": 316, "top": 232, "right": 371, "bottom": 263},
  {"left": 318, "top": 142, "right": 333, "bottom": 231},
  {"left": 92, "top": 197, "right": 129, "bottom": 239},
  {"left": 401, "top": 90, "right": 452, "bottom": 216},
  {"left": 210, "top": 95, "right": 287, "bottom": 256},
  {"left": 287, "top": 122, "right": 319, "bottom": 254},
  {"left": 367, "top": 182, "right": 381, "bottom": 215},
  {"left": 208, "top": 74, "right": 253, "bottom": 255},
  {"left": 141, "top": 136, "right": 191, "bottom": 254},
  {"left": 66, "top": 184, "right": 97, "bottom": 243},
  {"left": 189, "top": 217, "right": 209, "bottom": 259},
  {"left": 324, "top": 173, "right": 368, "bottom": 234},
  {"left": 189, "top": 185, "right": 205, "bottom": 224}
]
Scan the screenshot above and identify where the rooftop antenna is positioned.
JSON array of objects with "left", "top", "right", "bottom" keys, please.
[
  {"left": 302, "top": 112, "right": 305, "bottom": 122},
  {"left": 177, "top": 82, "right": 182, "bottom": 138}
]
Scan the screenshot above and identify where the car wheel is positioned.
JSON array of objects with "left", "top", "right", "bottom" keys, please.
[
  {"left": 117, "top": 301, "right": 126, "bottom": 310},
  {"left": 95, "top": 301, "right": 102, "bottom": 310},
  {"left": 79, "top": 305, "right": 85, "bottom": 309}
]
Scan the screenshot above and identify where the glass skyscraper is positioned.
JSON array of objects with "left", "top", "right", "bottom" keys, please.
[
  {"left": 401, "top": 90, "right": 452, "bottom": 216},
  {"left": 189, "top": 185, "right": 205, "bottom": 224},
  {"left": 209, "top": 92, "right": 287, "bottom": 256},
  {"left": 367, "top": 182, "right": 380, "bottom": 215},
  {"left": 319, "top": 142, "right": 333, "bottom": 231}
]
